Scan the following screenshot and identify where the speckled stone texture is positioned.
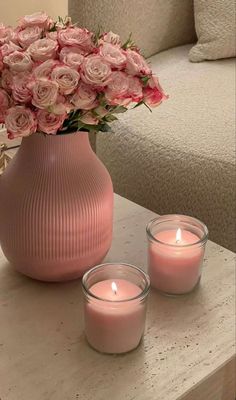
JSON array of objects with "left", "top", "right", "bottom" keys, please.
[
  {"left": 69, "top": 0, "right": 196, "bottom": 57},
  {"left": 96, "top": 45, "right": 236, "bottom": 251},
  {"left": 0, "top": 195, "right": 235, "bottom": 400},
  {"left": 189, "top": 0, "right": 236, "bottom": 62}
]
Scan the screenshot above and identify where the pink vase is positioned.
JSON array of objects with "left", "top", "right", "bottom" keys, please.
[{"left": 0, "top": 132, "right": 113, "bottom": 281}]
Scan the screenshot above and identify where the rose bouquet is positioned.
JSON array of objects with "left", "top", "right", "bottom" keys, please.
[{"left": 0, "top": 12, "right": 167, "bottom": 140}]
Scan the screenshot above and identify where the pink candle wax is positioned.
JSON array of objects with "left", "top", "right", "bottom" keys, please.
[
  {"left": 148, "top": 229, "right": 204, "bottom": 295},
  {"left": 84, "top": 278, "right": 147, "bottom": 354}
]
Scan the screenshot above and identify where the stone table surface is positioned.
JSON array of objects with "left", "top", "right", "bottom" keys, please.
[{"left": 0, "top": 194, "right": 235, "bottom": 400}]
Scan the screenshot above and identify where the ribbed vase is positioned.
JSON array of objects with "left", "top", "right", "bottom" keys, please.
[{"left": 0, "top": 132, "right": 113, "bottom": 282}]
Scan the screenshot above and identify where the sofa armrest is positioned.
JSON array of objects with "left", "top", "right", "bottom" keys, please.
[{"left": 69, "top": 0, "right": 196, "bottom": 57}]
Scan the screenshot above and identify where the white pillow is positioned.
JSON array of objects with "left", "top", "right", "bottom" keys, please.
[{"left": 189, "top": 0, "right": 236, "bottom": 62}]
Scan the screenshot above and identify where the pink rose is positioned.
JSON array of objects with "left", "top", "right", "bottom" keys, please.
[
  {"left": 128, "top": 76, "right": 143, "bottom": 102},
  {"left": 10, "top": 29, "right": 19, "bottom": 45},
  {"left": 33, "top": 59, "right": 59, "bottom": 79},
  {"left": 18, "top": 26, "right": 43, "bottom": 48},
  {"left": 18, "top": 12, "right": 50, "bottom": 28},
  {"left": 0, "top": 88, "right": 11, "bottom": 123},
  {"left": 99, "top": 43, "right": 126, "bottom": 69},
  {"left": 99, "top": 31, "right": 121, "bottom": 46},
  {"left": 143, "top": 76, "right": 168, "bottom": 107},
  {"left": 0, "top": 41, "right": 21, "bottom": 57},
  {"left": 1, "top": 69, "right": 13, "bottom": 93},
  {"left": 46, "top": 18, "right": 54, "bottom": 31},
  {"left": 37, "top": 109, "right": 66, "bottom": 134},
  {"left": 60, "top": 47, "right": 84, "bottom": 70},
  {"left": 46, "top": 31, "right": 58, "bottom": 41},
  {"left": 28, "top": 38, "right": 58, "bottom": 62},
  {"left": 51, "top": 66, "right": 80, "bottom": 95},
  {"left": 71, "top": 82, "right": 97, "bottom": 110},
  {"left": 5, "top": 106, "right": 37, "bottom": 139},
  {"left": 147, "top": 76, "right": 165, "bottom": 91},
  {"left": 80, "top": 112, "right": 99, "bottom": 125},
  {"left": 105, "top": 71, "right": 129, "bottom": 105},
  {"left": 58, "top": 27, "right": 93, "bottom": 53},
  {"left": 12, "top": 73, "right": 32, "bottom": 103},
  {"left": 0, "top": 26, "right": 13, "bottom": 46},
  {"left": 50, "top": 102, "right": 69, "bottom": 115},
  {"left": 81, "top": 55, "right": 112, "bottom": 87},
  {"left": 0, "top": 50, "right": 2, "bottom": 71},
  {"left": 4, "top": 51, "right": 33, "bottom": 72},
  {"left": 31, "top": 79, "right": 59, "bottom": 109},
  {"left": 126, "top": 49, "right": 151, "bottom": 76},
  {"left": 49, "top": 94, "right": 73, "bottom": 115}
]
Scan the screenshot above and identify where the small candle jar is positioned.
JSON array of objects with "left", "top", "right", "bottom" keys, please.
[
  {"left": 82, "top": 263, "right": 150, "bottom": 354},
  {"left": 146, "top": 215, "right": 208, "bottom": 296}
]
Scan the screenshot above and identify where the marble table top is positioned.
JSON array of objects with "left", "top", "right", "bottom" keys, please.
[{"left": 0, "top": 194, "right": 235, "bottom": 400}]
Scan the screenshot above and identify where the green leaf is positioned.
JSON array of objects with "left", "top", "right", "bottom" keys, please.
[
  {"left": 143, "top": 101, "right": 152, "bottom": 112},
  {"left": 79, "top": 125, "right": 95, "bottom": 132},
  {"left": 97, "top": 94, "right": 107, "bottom": 107},
  {"left": 112, "top": 106, "right": 127, "bottom": 114},
  {"left": 49, "top": 23, "right": 57, "bottom": 32},
  {"left": 104, "top": 114, "right": 118, "bottom": 122},
  {"left": 77, "top": 121, "right": 85, "bottom": 130},
  {"left": 57, "top": 129, "right": 74, "bottom": 135},
  {"left": 132, "top": 101, "right": 143, "bottom": 109},
  {"left": 92, "top": 26, "right": 103, "bottom": 45},
  {"left": 140, "top": 76, "right": 150, "bottom": 86},
  {"left": 132, "top": 100, "right": 152, "bottom": 112},
  {"left": 99, "top": 123, "right": 112, "bottom": 132},
  {"left": 77, "top": 123, "right": 104, "bottom": 133},
  {"left": 122, "top": 33, "right": 135, "bottom": 50},
  {"left": 69, "top": 109, "right": 79, "bottom": 119}
]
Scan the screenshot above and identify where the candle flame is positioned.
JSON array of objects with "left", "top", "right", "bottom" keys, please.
[
  {"left": 111, "top": 281, "right": 117, "bottom": 294},
  {"left": 176, "top": 228, "right": 182, "bottom": 243}
]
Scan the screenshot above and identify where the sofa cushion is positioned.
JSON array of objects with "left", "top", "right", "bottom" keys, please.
[
  {"left": 69, "top": 0, "right": 196, "bottom": 58},
  {"left": 96, "top": 45, "right": 236, "bottom": 251},
  {"left": 189, "top": 0, "right": 236, "bottom": 62}
]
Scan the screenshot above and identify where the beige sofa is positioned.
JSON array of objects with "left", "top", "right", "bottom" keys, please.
[{"left": 70, "top": 0, "right": 236, "bottom": 252}]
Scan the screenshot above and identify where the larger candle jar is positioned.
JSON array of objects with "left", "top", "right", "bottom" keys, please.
[
  {"left": 82, "top": 263, "right": 150, "bottom": 354},
  {"left": 146, "top": 215, "right": 208, "bottom": 296}
]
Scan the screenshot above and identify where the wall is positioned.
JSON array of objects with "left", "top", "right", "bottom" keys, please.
[{"left": 0, "top": 0, "right": 68, "bottom": 26}]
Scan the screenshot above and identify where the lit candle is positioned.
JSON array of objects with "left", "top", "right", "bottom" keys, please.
[
  {"left": 147, "top": 215, "right": 208, "bottom": 295},
  {"left": 90, "top": 279, "right": 141, "bottom": 300},
  {"left": 82, "top": 264, "right": 150, "bottom": 354}
]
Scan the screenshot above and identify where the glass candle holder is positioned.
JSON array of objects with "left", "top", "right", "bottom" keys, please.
[
  {"left": 146, "top": 215, "right": 208, "bottom": 296},
  {"left": 82, "top": 263, "right": 150, "bottom": 354}
]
